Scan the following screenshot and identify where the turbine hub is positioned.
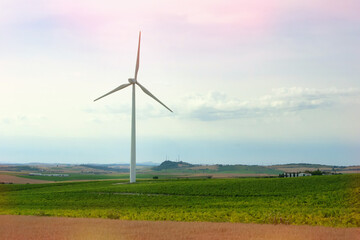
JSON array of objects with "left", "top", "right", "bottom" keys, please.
[{"left": 128, "top": 78, "right": 136, "bottom": 84}]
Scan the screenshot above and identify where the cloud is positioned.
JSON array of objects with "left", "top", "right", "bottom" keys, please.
[
  {"left": 84, "top": 103, "right": 172, "bottom": 120},
  {"left": 2, "top": 0, "right": 359, "bottom": 52},
  {"left": 0, "top": 115, "right": 47, "bottom": 125},
  {"left": 1, "top": 118, "right": 11, "bottom": 124},
  {"left": 181, "top": 87, "right": 360, "bottom": 121},
  {"left": 85, "top": 87, "right": 360, "bottom": 121}
]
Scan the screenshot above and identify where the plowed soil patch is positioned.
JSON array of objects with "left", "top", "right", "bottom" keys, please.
[
  {"left": 0, "top": 215, "right": 358, "bottom": 240},
  {"left": 0, "top": 174, "right": 52, "bottom": 184}
]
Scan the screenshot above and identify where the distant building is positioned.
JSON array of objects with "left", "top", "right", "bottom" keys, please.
[
  {"left": 29, "top": 173, "right": 69, "bottom": 177},
  {"left": 284, "top": 172, "right": 297, "bottom": 177},
  {"left": 282, "top": 172, "right": 311, "bottom": 177},
  {"left": 298, "top": 172, "right": 311, "bottom": 177}
]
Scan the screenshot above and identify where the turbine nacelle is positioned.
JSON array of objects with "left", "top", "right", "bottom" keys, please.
[{"left": 128, "top": 78, "right": 136, "bottom": 84}]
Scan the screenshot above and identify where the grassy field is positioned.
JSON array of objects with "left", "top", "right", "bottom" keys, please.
[
  {"left": 0, "top": 174, "right": 359, "bottom": 227},
  {"left": 152, "top": 165, "right": 282, "bottom": 174},
  {"left": 17, "top": 173, "right": 177, "bottom": 181}
]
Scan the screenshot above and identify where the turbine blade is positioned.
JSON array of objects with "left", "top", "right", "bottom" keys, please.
[
  {"left": 136, "top": 82, "right": 173, "bottom": 112},
  {"left": 134, "top": 31, "right": 141, "bottom": 80},
  {"left": 94, "top": 83, "right": 131, "bottom": 102}
]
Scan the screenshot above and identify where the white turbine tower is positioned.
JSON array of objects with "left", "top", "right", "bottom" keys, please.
[{"left": 94, "top": 32, "right": 172, "bottom": 183}]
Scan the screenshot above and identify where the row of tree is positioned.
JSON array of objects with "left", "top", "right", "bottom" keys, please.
[{"left": 278, "top": 169, "right": 323, "bottom": 178}]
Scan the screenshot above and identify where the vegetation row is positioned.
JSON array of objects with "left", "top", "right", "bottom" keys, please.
[{"left": 0, "top": 174, "right": 359, "bottom": 227}]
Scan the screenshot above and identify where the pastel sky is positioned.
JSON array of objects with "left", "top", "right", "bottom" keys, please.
[{"left": 1, "top": 0, "right": 359, "bottom": 165}]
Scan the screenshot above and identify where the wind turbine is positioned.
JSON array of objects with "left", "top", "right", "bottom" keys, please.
[{"left": 94, "top": 32, "right": 172, "bottom": 183}]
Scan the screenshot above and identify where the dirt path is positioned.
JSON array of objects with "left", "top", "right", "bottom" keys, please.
[
  {"left": 0, "top": 174, "right": 53, "bottom": 184},
  {"left": 0, "top": 215, "right": 358, "bottom": 240}
]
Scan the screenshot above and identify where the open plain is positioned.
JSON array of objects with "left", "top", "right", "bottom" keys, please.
[
  {"left": 1, "top": 174, "right": 359, "bottom": 227},
  {"left": 0, "top": 173, "right": 53, "bottom": 184},
  {"left": 1, "top": 171, "right": 359, "bottom": 239},
  {"left": 0, "top": 215, "right": 359, "bottom": 240}
]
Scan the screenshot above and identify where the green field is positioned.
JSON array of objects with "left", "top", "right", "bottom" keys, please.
[
  {"left": 152, "top": 165, "right": 282, "bottom": 174},
  {"left": 18, "top": 173, "right": 165, "bottom": 181},
  {"left": 0, "top": 174, "right": 359, "bottom": 227}
]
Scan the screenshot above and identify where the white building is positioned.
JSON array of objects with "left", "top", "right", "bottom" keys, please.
[{"left": 298, "top": 172, "right": 311, "bottom": 177}]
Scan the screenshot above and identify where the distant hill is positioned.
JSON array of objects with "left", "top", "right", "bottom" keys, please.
[
  {"left": 1, "top": 162, "right": 358, "bottom": 177},
  {"left": 151, "top": 161, "right": 282, "bottom": 175},
  {"left": 152, "top": 160, "right": 194, "bottom": 171},
  {"left": 215, "top": 164, "right": 282, "bottom": 174},
  {"left": 0, "top": 165, "right": 41, "bottom": 172},
  {"left": 268, "top": 163, "right": 349, "bottom": 173},
  {"left": 80, "top": 164, "right": 128, "bottom": 173},
  {"left": 149, "top": 161, "right": 360, "bottom": 176},
  {"left": 269, "top": 163, "right": 345, "bottom": 168}
]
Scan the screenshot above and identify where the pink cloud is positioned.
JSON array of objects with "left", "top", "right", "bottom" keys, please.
[
  {"left": 2, "top": 0, "right": 359, "bottom": 51},
  {"left": 30, "top": 1, "right": 280, "bottom": 37}
]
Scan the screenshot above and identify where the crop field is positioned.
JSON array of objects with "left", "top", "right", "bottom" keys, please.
[
  {"left": 0, "top": 174, "right": 359, "bottom": 227},
  {"left": 0, "top": 174, "right": 52, "bottom": 184},
  {"left": 151, "top": 164, "right": 283, "bottom": 175},
  {"left": 19, "top": 173, "right": 139, "bottom": 181},
  {"left": 17, "top": 173, "right": 180, "bottom": 181}
]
